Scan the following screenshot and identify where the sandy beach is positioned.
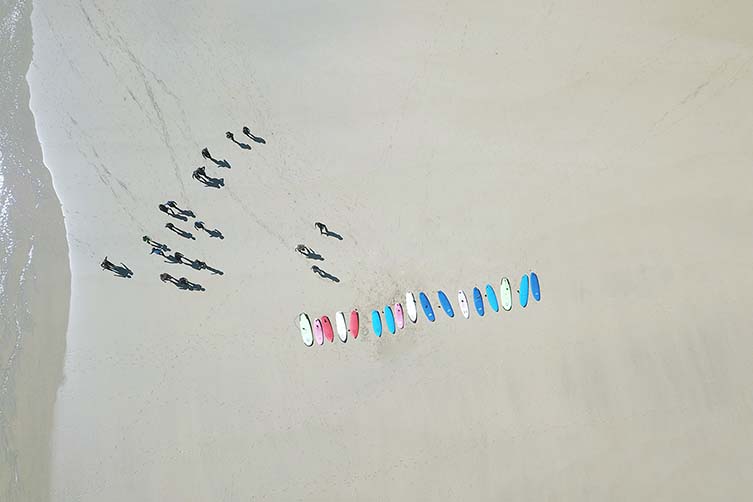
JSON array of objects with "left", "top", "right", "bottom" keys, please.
[
  {"left": 3, "top": 0, "right": 753, "bottom": 500},
  {"left": 1, "top": 1, "right": 69, "bottom": 501}
]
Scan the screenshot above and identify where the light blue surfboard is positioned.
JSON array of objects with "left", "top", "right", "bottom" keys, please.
[
  {"left": 419, "top": 292, "right": 435, "bottom": 322},
  {"left": 519, "top": 274, "right": 529, "bottom": 307},
  {"left": 384, "top": 305, "right": 396, "bottom": 334},
  {"left": 530, "top": 272, "right": 541, "bottom": 302},
  {"left": 485, "top": 284, "right": 499, "bottom": 312},
  {"left": 371, "top": 310, "right": 383, "bottom": 337},
  {"left": 473, "top": 287, "right": 485, "bottom": 316},
  {"left": 437, "top": 290, "right": 454, "bottom": 318}
]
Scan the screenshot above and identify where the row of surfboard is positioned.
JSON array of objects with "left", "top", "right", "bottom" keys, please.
[{"left": 298, "top": 272, "right": 540, "bottom": 346}]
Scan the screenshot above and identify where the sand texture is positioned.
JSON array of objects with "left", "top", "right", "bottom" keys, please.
[{"left": 21, "top": 0, "right": 753, "bottom": 500}]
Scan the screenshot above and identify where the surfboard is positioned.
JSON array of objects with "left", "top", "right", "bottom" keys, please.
[
  {"left": 299, "top": 313, "right": 314, "bottom": 346},
  {"left": 349, "top": 310, "right": 359, "bottom": 339},
  {"left": 314, "top": 318, "right": 324, "bottom": 345},
  {"left": 384, "top": 306, "right": 396, "bottom": 334},
  {"left": 405, "top": 292, "right": 418, "bottom": 323},
  {"left": 321, "top": 315, "right": 334, "bottom": 343},
  {"left": 394, "top": 303, "right": 405, "bottom": 329},
  {"left": 437, "top": 290, "right": 455, "bottom": 318},
  {"left": 419, "top": 292, "right": 435, "bottom": 322},
  {"left": 530, "top": 272, "right": 541, "bottom": 301},
  {"left": 371, "top": 310, "right": 383, "bottom": 337},
  {"left": 335, "top": 311, "right": 347, "bottom": 342},
  {"left": 519, "top": 274, "right": 529, "bottom": 307},
  {"left": 473, "top": 287, "right": 485, "bottom": 316},
  {"left": 485, "top": 284, "right": 499, "bottom": 312},
  {"left": 457, "top": 290, "right": 470, "bottom": 319},
  {"left": 500, "top": 277, "right": 513, "bottom": 311}
]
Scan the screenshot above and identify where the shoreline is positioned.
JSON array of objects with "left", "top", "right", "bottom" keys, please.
[
  {"left": 21, "top": 0, "right": 753, "bottom": 499},
  {"left": 0, "top": 0, "right": 70, "bottom": 501}
]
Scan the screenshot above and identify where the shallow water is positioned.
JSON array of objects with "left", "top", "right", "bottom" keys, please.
[{"left": 0, "top": 0, "right": 69, "bottom": 499}]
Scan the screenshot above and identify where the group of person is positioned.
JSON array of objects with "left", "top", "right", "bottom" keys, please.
[
  {"left": 294, "top": 222, "right": 343, "bottom": 282},
  {"left": 102, "top": 126, "right": 267, "bottom": 289},
  {"left": 144, "top": 198, "right": 226, "bottom": 290}
]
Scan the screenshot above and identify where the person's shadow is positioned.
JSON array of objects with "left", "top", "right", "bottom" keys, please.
[
  {"left": 311, "top": 265, "right": 340, "bottom": 283},
  {"left": 243, "top": 127, "right": 266, "bottom": 144},
  {"left": 305, "top": 251, "right": 324, "bottom": 261},
  {"left": 323, "top": 229, "right": 343, "bottom": 240},
  {"left": 209, "top": 158, "right": 232, "bottom": 169},
  {"left": 231, "top": 138, "right": 252, "bottom": 150},
  {"left": 314, "top": 222, "right": 344, "bottom": 240},
  {"left": 111, "top": 263, "right": 133, "bottom": 278},
  {"left": 166, "top": 212, "right": 188, "bottom": 222},
  {"left": 296, "top": 245, "right": 324, "bottom": 261},
  {"left": 166, "top": 223, "right": 196, "bottom": 240},
  {"left": 206, "top": 228, "right": 224, "bottom": 239},
  {"left": 202, "top": 177, "right": 224, "bottom": 189}
]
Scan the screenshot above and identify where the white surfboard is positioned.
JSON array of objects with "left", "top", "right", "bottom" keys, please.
[
  {"left": 405, "top": 292, "right": 418, "bottom": 323},
  {"left": 299, "top": 313, "right": 314, "bottom": 346},
  {"left": 457, "top": 290, "right": 470, "bottom": 319},
  {"left": 500, "top": 277, "right": 513, "bottom": 311},
  {"left": 335, "top": 311, "right": 348, "bottom": 342}
]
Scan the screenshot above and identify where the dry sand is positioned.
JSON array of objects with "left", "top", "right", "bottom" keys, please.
[{"left": 16, "top": 0, "right": 753, "bottom": 499}]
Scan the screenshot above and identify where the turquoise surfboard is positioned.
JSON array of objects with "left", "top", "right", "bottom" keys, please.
[
  {"left": 485, "top": 284, "right": 499, "bottom": 312},
  {"left": 419, "top": 292, "right": 435, "bottom": 322},
  {"left": 384, "top": 305, "right": 396, "bottom": 334},
  {"left": 473, "top": 287, "right": 485, "bottom": 316},
  {"left": 519, "top": 274, "right": 529, "bottom": 307},
  {"left": 371, "top": 310, "right": 383, "bottom": 337},
  {"left": 530, "top": 272, "right": 541, "bottom": 301},
  {"left": 437, "top": 290, "right": 454, "bottom": 318}
]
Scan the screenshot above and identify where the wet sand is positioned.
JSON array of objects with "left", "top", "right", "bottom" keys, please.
[
  {"left": 0, "top": 0, "right": 69, "bottom": 500},
  {"left": 19, "top": 0, "right": 753, "bottom": 500}
]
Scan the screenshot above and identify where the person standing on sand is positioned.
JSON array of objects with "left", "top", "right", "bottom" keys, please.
[
  {"left": 165, "top": 200, "right": 196, "bottom": 218},
  {"left": 143, "top": 235, "right": 169, "bottom": 251},
  {"left": 101, "top": 256, "right": 115, "bottom": 271},
  {"left": 226, "top": 131, "right": 234, "bottom": 141},
  {"left": 201, "top": 147, "right": 211, "bottom": 160},
  {"left": 158, "top": 203, "right": 184, "bottom": 219},
  {"left": 165, "top": 222, "right": 196, "bottom": 240},
  {"left": 314, "top": 222, "right": 328, "bottom": 235},
  {"left": 192, "top": 167, "right": 209, "bottom": 183}
]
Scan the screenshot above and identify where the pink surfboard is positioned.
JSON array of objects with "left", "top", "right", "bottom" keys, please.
[
  {"left": 321, "top": 315, "right": 334, "bottom": 343},
  {"left": 394, "top": 303, "right": 404, "bottom": 329},
  {"left": 349, "top": 310, "right": 359, "bottom": 339},
  {"left": 313, "top": 318, "right": 324, "bottom": 345}
]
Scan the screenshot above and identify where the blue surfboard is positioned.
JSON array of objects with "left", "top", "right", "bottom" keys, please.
[
  {"left": 371, "top": 310, "right": 383, "bottom": 337},
  {"left": 530, "top": 272, "right": 540, "bottom": 301},
  {"left": 419, "top": 292, "right": 435, "bottom": 322},
  {"left": 473, "top": 287, "right": 485, "bottom": 316},
  {"left": 384, "top": 306, "right": 396, "bottom": 334},
  {"left": 519, "top": 275, "right": 529, "bottom": 307},
  {"left": 485, "top": 284, "right": 499, "bottom": 312},
  {"left": 437, "top": 290, "right": 454, "bottom": 318}
]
